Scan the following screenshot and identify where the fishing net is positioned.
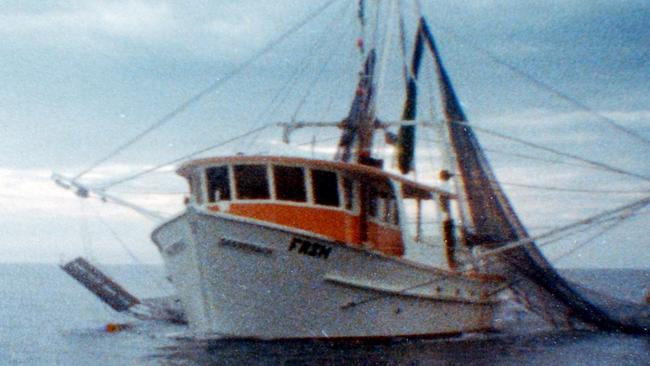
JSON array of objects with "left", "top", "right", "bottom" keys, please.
[{"left": 420, "top": 18, "right": 650, "bottom": 334}]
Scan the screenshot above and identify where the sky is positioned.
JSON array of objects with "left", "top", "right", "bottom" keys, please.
[{"left": 0, "top": 0, "right": 648, "bottom": 268}]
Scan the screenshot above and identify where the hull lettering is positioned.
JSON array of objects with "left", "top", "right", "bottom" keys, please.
[{"left": 288, "top": 238, "right": 332, "bottom": 259}]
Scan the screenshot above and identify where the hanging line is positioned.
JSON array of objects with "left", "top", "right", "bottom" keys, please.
[
  {"left": 475, "top": 195, "right": 650, "bottom": 260},
  {"left": 552, "top": 216, "right": 629, "bottom": 264},
  {"left": 73, "top": 0, "right": 342, "bottom": 182},
  {"left": 290, "top": 0, "right": 357, "bottom": 122},
  {"left": 452, "top": 120, "right": 650, "bottom": 182},
  {"left": 92, "top": 207, "right": 169, "bottom": 291},
  {"left": 98, "top": 123, "right": 274, "bottom": 190},
  {"left": 432, "top": 23, "right": 650, "bottom": 149},
  {"left": 497, "top": 180, "right": 650, "bottom": 195}
]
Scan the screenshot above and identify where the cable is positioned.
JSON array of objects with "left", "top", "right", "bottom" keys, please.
[
  {"left": 256, "top": 0, "right": 354, "bottom": 126},
  {"left": 244, "top": 0, "right": 355, "bottom": 152},
  {"left": 432, "top": 23, "right": 650, "bottom": 149},
  {"left": 294, "top": 135, "right": 338, "bottom": 147},
  {"left": 413, "top": 122, "right": 650, "bottom": 194},
  {"left": 98, "top": 124, "right": 273, "bottom": 190},
  {"left": 453, "top": 120, "right": 650, "bottom": 182},
  {"left": 93, "top": 208, "right": 169, "bottom": 291},
  {"left": 420, "top": 134, "right": 629, "bottom": 176},
  {"left": 498, "top": 181, "right": 650, "bottom": 195},
  {"left": 291, "top": 2, "right": 356, "bottom": 121},
  {"left": 552, "top": 218, "right": 627, "bottom": 264},
  {"left": 475, "top": 195, "right": 650, "bottom": 260},
  {"left": 483, "top": 147, "right": 608, "bottom": 172},
  {"left": 73, "top": 0, "right": 342, "bottom": 181}
]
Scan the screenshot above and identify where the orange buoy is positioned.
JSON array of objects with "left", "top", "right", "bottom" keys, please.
[
  {"left": 439, "top": 169, "right": 452, "bottom": 181},
  {"left": 105, "top": 323, "right": 131, "bottom": 333}
]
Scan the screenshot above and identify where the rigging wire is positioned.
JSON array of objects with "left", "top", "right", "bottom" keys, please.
[
  {"left": 431, "top": 24, "right": 650, "bottom": 150},
  {"left": 475, "top": 195, "right": 650, "bottom": 260},
  {"left": 412, "top": 133, "right": 649, "bottom": 197},
  {"left": 92, "top": 207, "right": 169, "bottom": 291},
  {"left": 534, "top": 214, "right": 624, "bottom": 249},
  {"left": 420, "top": 137, "right": 619, "bottom": 176},
  {"left": 222, "top": 0, "right": 355, "bottom": 156},
  {"left": 97, "top": 124, "right": 273, "bottom": 190},
  {"left": 72, "top": 0, "right": 342, "bottom": 182},
  {"left": 482, "top": 146, "right": 611, "bottom": 173},
  {"left": 552, "top": 217, "right": 629, "bottom": 264},
  {"left": 111, "top": 190, "right": 184, "bottom": 196},
  {"left": 290, "top": 1, "right": 357, "bottom": 122},
  {"left": 373, "top": 0, "right": 399, "bottom": 114},
  {"left": 294, "top": 136, "right": 338, "bottom": 147},
  {"left": 497, "top": 181, "right": 650, "bottom": 195},
  {"left": 78, "top": 200, "right": 95, "bottom": 263},
  {"left": 256, "top": 0, "right": 355, "bottom": 124},
  {"left": 421, "top": 135, "right": 650, "bottom": 190},
  {"left": 453, "top": 120, "right": 650, "bottom": 183}
]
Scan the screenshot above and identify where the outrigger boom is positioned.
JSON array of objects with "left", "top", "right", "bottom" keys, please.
[{"left": 51, "top": 173, "right": 166, "bottom": 221}]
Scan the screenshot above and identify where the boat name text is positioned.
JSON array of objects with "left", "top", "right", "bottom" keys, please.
[{"left": 289, "top": 238, "right": 331, "bottom": 259}]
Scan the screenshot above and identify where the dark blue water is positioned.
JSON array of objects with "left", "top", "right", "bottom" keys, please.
[{"left": 0, "top": 264, "right": 648, "bottom": 365}]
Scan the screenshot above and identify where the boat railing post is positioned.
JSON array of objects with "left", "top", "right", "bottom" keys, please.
[{"left": 389, "top": 179, "right": 414, "bottom": 252}]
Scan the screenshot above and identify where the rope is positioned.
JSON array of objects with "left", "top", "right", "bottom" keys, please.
[
  {"left": 483, "top": 147, "right": 609, "bottom": 172},
  {"left": 73, "top": 0, "right": 341, "bottom": 181},
  {"left": 476, "top": 195, "right": 650, "bottom": 260},
  {"left": 498, "top": 181, "right": 650, "bottom": 195},
  {"left": 534, "top": 214, "right": 623, "bottom": 249},
  {"left": 373, "top": 0, "right": 398, "bottom": 114},
  {"left": 341, "top": 275, "right": 456, "bottom": 310},
  {"left": 552, "top": 217, "right": 629, "bottom": 264},
  {"left": 93, "top": 208, "right": 169, "bottom": 291},
  {"left": 223, "top": 0, "right": 354, "bottom": 155},
  {"left": 260, "top": 0, "right": 353, "bottom": 125},
  {"left": 79, "top": 200, "right": 95, "bottom": 262},
  {"left": 98, "top": 124, "right": 273, "bottom": 190},
  {"left": 454, "top": 120, "right": 650, "bottom": 182},
  {"left": 422, "top": 136, "right": 628, "bottom": 176},
  {"left": 291, "top": 1, "right": 356, "bottom": 121},
  {"left": 433, "top": 24, "right": 650, "bottom": 149}
]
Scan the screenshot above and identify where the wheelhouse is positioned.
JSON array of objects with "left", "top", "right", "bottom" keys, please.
[{"left": 178, "top": 156, "right": 455, "bottom": 258}]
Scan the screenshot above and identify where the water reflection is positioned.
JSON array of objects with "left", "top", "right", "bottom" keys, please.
[{"left": 148, "top": 330, "right": 643, "bottom": 366}]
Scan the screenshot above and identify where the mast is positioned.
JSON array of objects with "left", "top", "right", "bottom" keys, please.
[
  {"left": 396, "top": 15, "right": 424, "bottom": 174},
  {"left": 335, "top": 50, "right": 378, "bottom": 165},
  {"left": 335, "top": 0, "right": 380, "bottom": 166}
]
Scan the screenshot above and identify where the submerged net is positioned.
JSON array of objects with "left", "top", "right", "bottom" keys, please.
[{"left": 419, "top": 18, "right": 650, "bottom": 334}]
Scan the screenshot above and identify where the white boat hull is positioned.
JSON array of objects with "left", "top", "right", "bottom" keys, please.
[{"left": 152, "top": 208, "right": 502, "bottom": 340}]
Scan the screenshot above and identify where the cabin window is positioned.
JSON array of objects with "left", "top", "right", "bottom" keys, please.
[
  {"left": 273, "top": 165, "right": 306, "bottom": 202},
  {"left": 385, "top": 198, "right": 399, "bottom": 225},
  {"left": 311, "top": 169, "right": 340, "bottom": 207},
  {"left": 206, "top": 166, "right": 230, "bottom": 202},
  {"left": 188, "top": 173, "right": 204, "bottom": 204},
  {"left": 368, "top": 186, "right": 379, "bottom": 217},
  {"left": 401, "top": 192, "right": 439, "bottom": 244},
  {"left": 343, "top": 177, "right": 355, "bottom": 211},
  {"left": 234, "top": 165, "right": 270, "bottom": 200},
  {"left": 367, "top": 184, "right": 398, "bottom": 225}
]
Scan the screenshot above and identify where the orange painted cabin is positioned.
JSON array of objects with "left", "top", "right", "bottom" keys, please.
[{"left": 179, "top": 156, "right": 447, "bottom": 257}]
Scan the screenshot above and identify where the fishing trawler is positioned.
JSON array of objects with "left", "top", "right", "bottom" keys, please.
[
  {"left": 55, "top": 1, "right": 650, "bottom": 339},
  {"left": 149, "top": 10, "right": 509, "bottom": 339},
  {"left": 149, "top": 2, "right": 650, "bottom": 339}
]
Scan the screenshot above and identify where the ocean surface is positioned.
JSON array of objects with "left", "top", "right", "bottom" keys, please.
[{"left": 0, "top": 263, "right": 648, "bottom": 365}]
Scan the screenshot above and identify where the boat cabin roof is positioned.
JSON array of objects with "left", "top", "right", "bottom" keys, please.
[{"left": 178, "top": 155, "right": 454, "bottom": 200}]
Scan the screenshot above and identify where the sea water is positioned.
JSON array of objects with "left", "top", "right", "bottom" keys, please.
[{"left": 0, "top": 264, "right": 648, "bottom": 365}]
